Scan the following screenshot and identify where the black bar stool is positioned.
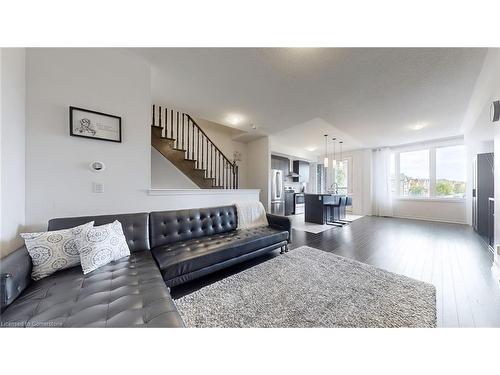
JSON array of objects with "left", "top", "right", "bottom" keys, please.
[{"left": 325, "top": 196, "right": 346, "bottom": 227}]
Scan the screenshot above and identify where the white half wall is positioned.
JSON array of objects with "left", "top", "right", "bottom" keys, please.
[{"left": 0, "top": 48, "right": 26, "bottom": 257}]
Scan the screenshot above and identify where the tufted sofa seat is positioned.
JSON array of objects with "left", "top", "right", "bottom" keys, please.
[
  {"left": 1, "top": 251, "right": 183, "bottom": 327},
  {"left": 149, "top": 206, "right": 290, "bottom": 287},
  {"left": 1, "top": 205, "right": 291, "bottom": 328},
  {"left": 152, "top": 226, "right": 289, "bottom": 286}
]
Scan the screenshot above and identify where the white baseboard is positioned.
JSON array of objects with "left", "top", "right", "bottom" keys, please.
[{"left": 391, "top": 215, "right": 468, "bottom": 225}]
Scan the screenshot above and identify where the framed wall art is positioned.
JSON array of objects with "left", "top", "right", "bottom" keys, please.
[{"left": 69, "top": 106, "right": 122, "bottom": 142}]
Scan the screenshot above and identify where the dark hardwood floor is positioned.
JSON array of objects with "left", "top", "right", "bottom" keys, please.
[{"left": 171, "top": 216, "right": 500, "bottom": 327}]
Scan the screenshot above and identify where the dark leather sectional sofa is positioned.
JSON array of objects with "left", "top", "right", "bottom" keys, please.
[{"left": 0, "top": 205, "right": 291, "bottom": 327}]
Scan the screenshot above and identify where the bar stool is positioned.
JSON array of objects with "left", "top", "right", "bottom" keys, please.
[{"left": 325, "top": 196, "right": 346, "bottom": 227}]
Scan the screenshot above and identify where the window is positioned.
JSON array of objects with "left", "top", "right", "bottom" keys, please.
[
  {"left": 436, "top": 145, "right": 466, "bottom": 198},
  {"left": 335, "top": 159, "right": 349, "bottom": 195},
  {"left": 316, "top": 163, "right": 324, "bottom": 193},
  {"left": 399, "top": 149, "right": 430, "bottom": 197},
  {"left": 393, "top": 143, "right": 466, "bottom": 200}
]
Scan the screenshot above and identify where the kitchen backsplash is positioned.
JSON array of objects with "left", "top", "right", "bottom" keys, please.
[{"left": 284, "top": 181, "right": 309, "bottom": 192}]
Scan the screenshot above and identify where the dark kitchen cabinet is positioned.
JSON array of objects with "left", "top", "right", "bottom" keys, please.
[
  {"left": 271, "top": 155, "right": 290, "bottom": 181},
  {"left": 293, "top": 160, "right": 310, "bottom": 183},
  {"left": 284, "top": 191, "right": 295, "bottom": 216},
  {"left": 473, "top": 153, "right": 494, "bottom": 242}
]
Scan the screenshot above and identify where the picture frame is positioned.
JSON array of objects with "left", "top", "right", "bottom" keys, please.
[{"left": 69, "top": 106, "right": 122, "bottom": 143}]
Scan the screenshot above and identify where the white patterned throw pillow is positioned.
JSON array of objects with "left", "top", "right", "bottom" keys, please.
[
  {"left": 78, "top": 220, "right": 131, "bottom": 274},
  {"left": 21, "top": 222, "right": 94, "bottom": 281}
]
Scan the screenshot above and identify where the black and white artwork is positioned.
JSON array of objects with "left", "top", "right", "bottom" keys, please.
[{"left": 69, "top": 106, "right": 122, "bottom": 142}]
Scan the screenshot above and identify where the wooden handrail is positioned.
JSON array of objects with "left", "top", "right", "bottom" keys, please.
[{"left": 185, "top": 114, "right": 235, "bottom": 167}]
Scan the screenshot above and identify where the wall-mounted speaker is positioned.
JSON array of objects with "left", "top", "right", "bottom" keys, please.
[{"left": 490, "top": 100, "right": 500, "bottom": 122}]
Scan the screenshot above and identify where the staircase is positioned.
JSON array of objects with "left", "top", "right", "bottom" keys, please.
[{"left": 151, "top": 105, "right": 239, "bottom": 189}]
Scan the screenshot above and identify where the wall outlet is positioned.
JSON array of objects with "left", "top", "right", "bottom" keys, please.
[{"left": 92, "top": 182, "right": 104, "bottom": 193}]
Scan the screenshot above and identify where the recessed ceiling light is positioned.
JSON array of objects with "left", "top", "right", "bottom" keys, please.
[
  {"left": 226, "top": 114, "right": 244, "bottom": 126},
  {"left": 408, "top": 122, "right": 429, "bottom": 131}
]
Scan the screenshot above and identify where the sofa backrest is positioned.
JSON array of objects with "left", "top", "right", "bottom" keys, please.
[
  {"left": 48, "top": 212, "right": 150, "bottom": 253},
  {"left": 1, "top": 246, "right": 32, "bottom": 312},
  {"left": 149, "top": 205, "right": 237, "bottom": 249}
]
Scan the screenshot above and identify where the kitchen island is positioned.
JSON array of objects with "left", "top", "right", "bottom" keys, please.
[{"left": 304, "top": 193, "right": 348, "bottom": 224}]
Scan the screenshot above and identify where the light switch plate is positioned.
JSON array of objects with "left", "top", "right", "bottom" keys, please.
[{"left": 93, "top": 182, "right": 104, "bottom": 193}]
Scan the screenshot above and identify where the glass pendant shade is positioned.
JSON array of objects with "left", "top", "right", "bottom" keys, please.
[{"left": 324, "top": 157, "right": 329, "bottom": 168}]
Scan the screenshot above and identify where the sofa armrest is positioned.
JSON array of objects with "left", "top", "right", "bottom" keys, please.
[
  {"left": 266, "top": 214, "right": 292, "bottom": 243},
  {"left": 1, "top": 245, "right": 32, "bottom": 312}
]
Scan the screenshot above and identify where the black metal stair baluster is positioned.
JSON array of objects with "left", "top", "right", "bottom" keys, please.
[
  {"left": 158, "top": 106, "right": 162, "bottom": 136},
  {"left": 197, "top": 128, "right": 200, "bottom": 169},
  {"left": 165, "top": 107, "right": 174, "bottom": 138},
  {"left": 181, "top": 113, "right": 185, "bottom": 150},
  {"left": 169, "top": 108, "right": 172, "bottom": 139},
  {"left": 176, "top": 112, "right": 179, "bottom": 148},
  {"left": 192, "top": 122, "right": 195, "bottom": 160}
]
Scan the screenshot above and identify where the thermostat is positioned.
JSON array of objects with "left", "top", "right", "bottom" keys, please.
[{"left": 89, "top": 161, "right": 106, "bottom": 172}]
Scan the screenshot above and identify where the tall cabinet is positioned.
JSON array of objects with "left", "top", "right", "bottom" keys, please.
[{"left": 472, "top": 152, "right": 494, "bottom": 245}]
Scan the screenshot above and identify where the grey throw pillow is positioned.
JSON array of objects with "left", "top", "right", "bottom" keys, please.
[
  {"left": 21, "top": 222, "right": 94, "bottom": 281},
  {"left": 78, "top": 220, "right": 131, "bottom": 274}
]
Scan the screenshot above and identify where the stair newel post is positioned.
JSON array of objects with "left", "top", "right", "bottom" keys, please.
[
  {"left": 233, "top": 163, "right": 236, "bottom": 189},
  {"left": 236, "top": 165, "right": 239, "bottom": 189},
  {"left": 197, "top": 128, "right": 200, "bottom": 169}
]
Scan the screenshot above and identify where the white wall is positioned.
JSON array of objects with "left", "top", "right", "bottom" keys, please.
[
  {"left": 151, "top": 148, "right": 198, "bottom": 189},
  {"left": 392, "top": 199, "right": 466, "bottom": 224},
  {"left": 246, "top": 136, "right": 270, "bottom": 210},
  {"left": 25, "top": 48, "right": 258, "bottom": 233},
  {"left": 0, "top": 48, "right": 26, "bottom": 257}
]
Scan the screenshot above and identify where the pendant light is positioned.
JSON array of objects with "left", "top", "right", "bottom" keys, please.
[
  {"left": 323, "top": 134, "right": 329, "bottom": 168},
  {"left": 332, "top": 137, "right": 337, "bottom": 170},
  {"left": 338, "top": 141, "right": 344, "bottom": 171}
]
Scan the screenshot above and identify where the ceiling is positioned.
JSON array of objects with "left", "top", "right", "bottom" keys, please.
[{"left": 133, "top": 48, "right": 487, "bottom": 154}]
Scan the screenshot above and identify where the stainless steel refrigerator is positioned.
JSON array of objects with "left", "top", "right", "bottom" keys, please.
[{"left": 271, "top": 169, "right": 284, "bottom": 215}]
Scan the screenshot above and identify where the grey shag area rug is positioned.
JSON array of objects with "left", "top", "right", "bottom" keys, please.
[{"left": 174, "top": 246, "right": 436, "bottom": 328}]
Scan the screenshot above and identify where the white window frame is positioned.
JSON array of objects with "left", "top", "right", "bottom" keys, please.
[{"left": 393, "top": 140, "right": 466, "bottom": 202}]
